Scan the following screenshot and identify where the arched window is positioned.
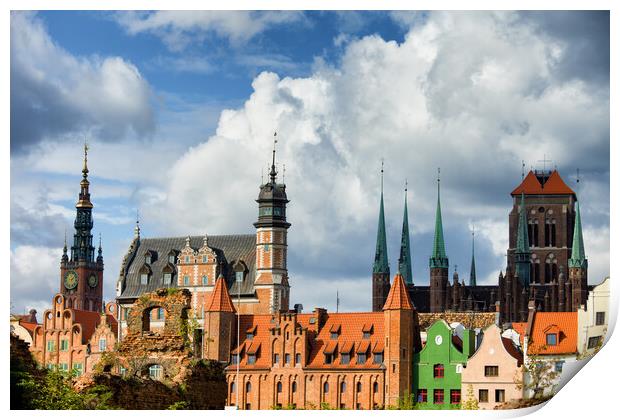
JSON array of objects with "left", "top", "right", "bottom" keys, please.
[
  {"left": 202, "top": 275, "right": 208, "bottom": 285},
  {"left": 246, "top": 382, "right": 251, "bottom": 393},
  {"left": 357, "top": 382, "right": 362, "bottom": 393},
  {"left": 373, "top": 382, "right": 379, "bottom": 393},
  {"left": 148, "top": 364, "right": 162, "bottom": 380},
  {"left": 545, "top": 219, "right": 552, "bottom": 247},
  {"left": 277, "top": 382, "right": 282, "bottom": 393},
  {"left": 292, "top": 381, "right": 297, "bottom": 393},
  {"left": 323, "top": 382, "right": 329, "bottom": 393},
  {"left": 340, "top": 382, "right": 346, "bottom": 393}
]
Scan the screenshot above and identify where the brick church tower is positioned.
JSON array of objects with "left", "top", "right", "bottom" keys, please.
[
  {"left": 59, "top": 144, "right": 103, "bottom": 312},
  {"left": 429, "top": 172, "right": 449, "bottom": 312},
  {"left": 253, "top": 135, "right": 291, "bottom": 313},
  {"left": 372, "top": 164, "right": 391, "bottom": 312}
]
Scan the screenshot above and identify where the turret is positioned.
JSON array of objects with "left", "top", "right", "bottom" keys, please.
[
  {"left": 514, "top": 193, "right": 531, "bottom": 288},
  {"left": 204, "top": 275, "right": 236, "bottom": 362},
  {"left": 568, "top": 199, "right": 588, "bottom": 309}
]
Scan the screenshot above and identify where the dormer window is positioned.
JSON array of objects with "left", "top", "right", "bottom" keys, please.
[
  {"left": 167, "top": 252, "right": 177, "bottom": 264},
  {"left": 145, "top": 254, "right": 151, "bottom": 265},
  {"left": 546, "top": 333, "right": 558, "bottom": 346},
  {"left": 163, "top": 273, "right": 172, "bottom": 285},
  {"left": 202, "top": 255, "right": 208, "bottom": 263},
  {"left": 236, "top": 271, "right": 244, "bottom": 283},
  {"left": 330, "top": 324, "right": 341, "bottom": 340},
  {"left": 362, "top": 324, "right": 374, "bottom": 339},
  {"left": 140, "top": 273, "right": 149, "bottom": 285}
]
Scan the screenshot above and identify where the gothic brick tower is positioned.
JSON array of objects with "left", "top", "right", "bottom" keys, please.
[
  {"left": 204, "top": 274, "right": 235, "bottom": 362},
  {"left": 568, "top": 199, "right": 588, "bottom": 309},
  {"left": 383, "top": 272, "right": 419, "bottom": 406},
  {"left": 372, "top": 164, "right": 390, "bottom": 312},
  {"left": 59, "top": 144, "right": 103, "bottom": 312},
  {"left": 429, "top": 172, "right": 448, "bottom": 312},
  {"left": 508, "top": 170, "right": 577, "bottom": 285},
  {"left": 253, "top": 135, "right": 291, "bottom": 313}
]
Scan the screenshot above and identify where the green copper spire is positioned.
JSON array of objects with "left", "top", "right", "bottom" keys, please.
[
  {"left": 569, "top": 199, "right": 587, "bottom": 269},
  {"left": 515, "top": 192, "right": 531, "bottom": 287},
  {"left": 373, "top": 162, "right": 389, "bottom": 274},
  {"left": 469, "top": 229, "right": 477, "bottom": 287},
  {"left": 398, "top": 181, "right": 413, "bottom": 284},
  {"left": 430, "top": 168, "right": 449, "bottom": 269}
]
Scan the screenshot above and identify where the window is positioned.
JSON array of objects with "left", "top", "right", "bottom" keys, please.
[
  {"left": 230, "top": 382, "right": 236, "bottom": 393},
  {"left": 433, "top": 389, "right": 444, "bottom": 404},
  {"left": 183, "top": 275, "right": 190, "bottom": 286},
  {"left": 292, "top": 381, "right": 297, "bottom": 393},
  {"left": 433, "top": 364, "right": 444, "bottom": 378},
  {"left": 202, "top": 255, "right": 208, "bottom": 263},
  {"left": 273, "top": 354, "right": 280, "bottom": 365},
  {"left": 363, "top": 332, "right": 371, "bottom": 339},
  {"left": 484, "top": 366, "right": 499, "bottom": 377},
  {"left": 231, "top": 354, "right": 239, "bottom": 365},
  {"left": 149, "top": 365, "right": 162, "bottom": 379},
  {"left": 119, "top": 367, "right": 127, "bottom": 376},
  {"left": 163, "top": 273, "right": 172, "bottom": 285},
  {"left": 275, "top": 381, "right": 282, "bottom": 392},
  {"left": 158, "top": 308, "right": 165, "bottom": 320},
  {"left": 479, "top": 389, "right": 489, "bottom": 403},
  {"left": 184, "top": 256, "right": 190, "bottom": 263},
  {"left": 73, "top": 363, "right": 83, "bottom": 374},
  {"left": 373, "top": 352, "right": 384, "bottom": 364},
  {"left": 245, "top": 403, "right": 251, "bottom": 410},
  {"left": 340, "top": 382, "right": 346, "bottom": 393},
  {"left": 236, "top": 271, "right": 244, "bottom": 283},
  {"left": 495, "top": 389, "right": 505, "bottom": 403},
  {"left": 325, "top": 354, "right": 333, "bottom": 364},
  {"left": 248, "top": 354, "right": 256, "bottom": 365},
  {"left": 341, "top": 353, "right": 350, "bottom": 364},
  {"left": 596, "top": 312, "right": 605, "bottom": 326},
  {"left": 546, "top": 333, "right": 557, "bottom": 346},
  {"left": 417, "top": 389, "right": 427, "bottom": 403},
  {"left": 330, "top": 332, "right": 339, "bottom": 340},
  {"left": 323, "top": 382, "right": 329, "bottom": 393},
  {"left": 145, "top": 255, "right": 151, "bottom": 264},
  {"left": 356, "top": 382, "right": 362, "bottom": 393},
  {"left": 555, "top": 361, "right": 564, "bottom": 373},
  {"left": 140, "top": 273, "right": 149, "bottom": 285},
  {"left": 357, "top": 353, "right": 367, "bottom": 364},
  {"left": 202, "top": 275, "right": 208, "bottom": 285},
  {"left": 47, "top": 340, "right": 55, "bottom": 352},
  {"left": 246, "top": 332, "right": 254, "bottom": 340},
  {"left": 59, "top": 363, "right": 69, "bottom": 372},
  {"left": 588, "top": 336, "right": 602, "bottom": 349},
  {"left": 285, "top": 353, "right": 291, "bottom": 365},
  {"left": 99, "top": 338, "right": 107, "bottom": 352},
  {"left": 246, "top": 382, "right": 251, "bottom": 393},
  {"left": 450, "top": 390, "right": 461, "bottom": 404},
  {"left": 295, "top": 353, "right": 301, "bottom": 365},
  {"left": 373, "top": 382, "right": 379, "bottom": 393},
  {"left": 60, "top": 339, "right": 69, "bottom": 351},
  {"left": 168, "top": 254, "right": 175, "bottom": 264},
  {"left": 46, "top": 363, "right": 55, "bottom": 370}
]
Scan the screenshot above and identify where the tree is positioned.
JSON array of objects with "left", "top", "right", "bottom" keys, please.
[
  {"left": 514, "top": 345, "right": 560, "bottom": 400},
  {"left": 461, "top": 384, "right": 479, "bottom": 410}
]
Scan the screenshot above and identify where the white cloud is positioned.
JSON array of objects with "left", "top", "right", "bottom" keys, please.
[
  {"left": 140, "top": 11, "right": 608, "bottom": 311},
  {"left": 115, "top": 11, "right": 305, "bottom": 51},
  {"left": 11, "top": 12, "right": 155, "bottom": 152}
]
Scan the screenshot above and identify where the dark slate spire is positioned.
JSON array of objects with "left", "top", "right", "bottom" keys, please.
[
  {"left": 97, "top": 233, "right": 103, "bottom": 263},
  {"left": 469, "top": 228, "right": 477, "bottom": 287},
  {"left": 569, "top": 199, "right": 587, "bottom": 269},
  {"left": 254, "top": 132, "right": 290, "bottom": 229},
  {"left": 430, "top": 168, "right": 448, "bottom": 268},
  {"left": 398, "top": 181, "right": 413, "bottom": 284},
  {"left": 515, "top": 193, "right": 531, "bottom": 287},
  {"left": 71, "top": 142, "right": 95, "bottom": 262},
  {"left": 373, "top": 161, "right": 389, "bottom": 274}
]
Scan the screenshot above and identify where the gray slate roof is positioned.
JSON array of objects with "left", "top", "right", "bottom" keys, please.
[{"left": 118, "top": 234, "right": 256, "bottom": 299}]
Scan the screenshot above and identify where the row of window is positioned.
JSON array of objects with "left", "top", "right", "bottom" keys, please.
[
  {"left": 328, "top": 331, "right": 373, "bottom": 340},
  {"left": 527, "top": 221, "right": 557, "bottom": 248},
  {"left": 232, "top": 380, "right": 380, "bottom": 395},
  {"left": 45, "top": 363, "right": 83, "bottom": 374},
  {"left": 324, "top": 352, "right": 383, "bottom": 365},
  {"left": 478, "top": 389, "right": 505, "bottom": 403},
  {"left": 140, "top": 273, "right": 212, "bottom": 286},
  {"left": 46, "top": 338, "right": 107, "bottom": 352},
  {"left": 416, "top": 389, "right": 461, "bottom": 404}
]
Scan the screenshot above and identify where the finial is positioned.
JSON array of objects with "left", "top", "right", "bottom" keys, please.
[
  {"left": 380, "top": 159, "right": 384, "bottom": 194},
  {"left": 283, "top": 164, "right": 286, "bottom": 183},
  {"left": 203, "top": 233, "right": 208, "bottom": 247},
  {"left": 269, "top": 131, "right": 278, "bottom": 183},
  {"left": 185, "top": 236, "right": 191, "bottom": 247},
  {"left": 437, "top": 167, "right": 441, "bottom": 196},
  {"left": 576, "top": 168, "right": 580, "bottom": 194},
  {"left": 261, "top": 167, "right": 264, "bottom": 185},
  {"left": 405, "top": 178, "right": 408, "bottom": 196},
  {"left": 82, "top": 140, "right": 89, "bottom": 178},
  {"left": 454, "top": 264, "right": 458, "bottom": 273},
  {"left": 134, "top": 209, "right": 140, "bottom": 238}
]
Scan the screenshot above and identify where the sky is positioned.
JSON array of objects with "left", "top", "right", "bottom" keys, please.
[{"left": 9, "top": 10, "right": 610, "bottom": 318}]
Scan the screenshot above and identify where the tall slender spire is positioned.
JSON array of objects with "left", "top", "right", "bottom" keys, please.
[
  {"left": 569, "top": 199, "right": 587, "bottom": 268},
  {"left": 430, "top": 168, "right": 448, "bottom": 268},
  {"left": 373, "top": 161, "right": 389, "bottom": 274},
  {"left": 398, "top": 180, "right": 413, "bottom": 284},
  {"left": 469, "top": 228, "right": 477, "bottom": 286},
  {"left": 76, "top": 141, "right": 93, "bottom": 209},
  {"left": 516, "top": 193, "right": 530, "bottom": 253},
  {"left": 269, "top": 131, "right": 278, "bottom": 183}
]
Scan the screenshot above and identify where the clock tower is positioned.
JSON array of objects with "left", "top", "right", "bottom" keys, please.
[{"left": 59, "top": 144, "right": 104, "bottom": 312}]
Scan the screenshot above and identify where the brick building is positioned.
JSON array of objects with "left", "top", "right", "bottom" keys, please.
[
  {"left": 116, "top": 143, "right": 291, "bottom": 337},
  {"left": 371, "top": 168, "right": 590, "bottom": 323},
  {"left": 203, "top": 272, "right": 422, "bottom": 409}
]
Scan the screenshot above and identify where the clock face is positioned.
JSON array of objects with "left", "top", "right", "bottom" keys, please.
[
  {"left": 88, "top": 274, "right": 98, "bottom": 288},
  {"left": 64, "top": 271, "right": 78, "bottom": 290}
]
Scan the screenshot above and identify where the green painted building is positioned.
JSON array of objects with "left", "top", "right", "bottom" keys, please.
[{"left": 413, "top": 320, "right": 475, "bottom": 409}]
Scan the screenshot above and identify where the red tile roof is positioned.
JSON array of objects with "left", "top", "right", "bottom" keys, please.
[
  {"left": 19, "top": 320, "right": 39, "bottom": 334},
  {"left": 512, "top": 312, "right": 577, "bottom": 355},
  {"left": 226, "top": 311, "right": 386, "bottom": 371},
  {"left": 72, "top": 310, "right": 117, "bottom": 343},
  {"left": 383, "top": 272, "right": 413, "bottom": 310},
  {"left": 206, "top": 275, "right": 235, "bottom": 313},
  {"left": 511, "top": 170, "right": 575, "bottom": 196}
]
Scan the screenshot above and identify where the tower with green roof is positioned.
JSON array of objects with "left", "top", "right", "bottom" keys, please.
[
  {"left": 514, "top": 193, "right": 531, "bottom": 288},
  {"left": 372, "top": 162, "right": 391, "bottom": 311},
  {"left": 398, "top": 182, "right": 413, "bottom": 285},
  {"left": 430, "top": 169, "right": 449, "bottom": 312},
  {"left": 568, "top": 199, "right": 588, "bottom": 309}
]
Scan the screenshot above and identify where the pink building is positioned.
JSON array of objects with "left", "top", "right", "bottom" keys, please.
[{"left": 461, "top": 324, "right": 523, "bottom": 409}]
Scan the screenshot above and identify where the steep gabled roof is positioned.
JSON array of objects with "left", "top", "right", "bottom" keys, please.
[
  {"left": 383, "top": 272, "right": 414, "bottom": 310},
  {"left": 512, "top": 312, "right": 577, "bottom": 355},
  {"left": 206, "top": 275, "right": 236, "bottom": 313},
  {"left": 511, "top": 170, "right": 575, "bottom": 196}
]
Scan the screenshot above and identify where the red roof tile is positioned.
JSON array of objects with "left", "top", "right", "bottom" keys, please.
[
  {"left": 72, "top": 310, "right": 104, "bottom": 343},
  {"left": 19, "top": 320, "right": 39, "bottom": 334},
  {"left": 512, "top": 312, "right": 577, "bottom": 355},
  {"left": 206, "top": 275, "right": 235, "bottom": 313},
  {"left": 511, "top": 170, "right": 575, "bottom": 196},
  {"left": 383, "top": 272, "right": 413, "bottom": 310}
]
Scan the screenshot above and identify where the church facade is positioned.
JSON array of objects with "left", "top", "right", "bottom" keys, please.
[{"left": 371, "top": 169, "right": 589, "bottom": 323}]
